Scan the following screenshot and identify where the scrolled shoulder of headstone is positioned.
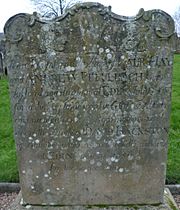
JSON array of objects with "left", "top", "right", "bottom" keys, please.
[
  {"left": 4, "top": 12, "right": 44, "bottom": 43},
  {"left": 64, "top": 3, "right": 174, "bottom": 39},
  {"left": 108, "top": 7, "right": 175, "bottom": 39},
  {"left": 143, "top": 9, "right": 175, "bottom": 38}
]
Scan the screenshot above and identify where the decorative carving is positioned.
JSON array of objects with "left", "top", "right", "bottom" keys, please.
[
  {"left": 142, "top": 9, "right": 175, "bottom": 38},
  {"left": 152, "top": 10, "right": 175, "bottom": 38},
  {"left": 4, "top": 13, "right": 46, "bottom": 43},
  {"left": 4, "top": 2, "right": 175, "bottom": 44},
  {"left": 4, "top": 13, "right": 28, "bottom": 43}
]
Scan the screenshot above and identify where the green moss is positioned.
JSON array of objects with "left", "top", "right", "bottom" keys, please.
[
  {"left": 167, "top": 198, "right": 178, "bottom": 210},
  {"left": 86, "top": 204, "right": 140, "bottom": 209},
  {"left": 94, "top": 205, "right": 109, "bottom": 208}
]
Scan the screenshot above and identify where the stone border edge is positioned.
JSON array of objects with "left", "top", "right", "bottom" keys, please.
[
  {"left": 0, "top": 183, "right": 179, "bottom": 194},
  {"left": 0, "top": 183, "right": 20, "bottom": 193},
  {"left": 166, "top": 185, "right": 180, "bottom": 194}
]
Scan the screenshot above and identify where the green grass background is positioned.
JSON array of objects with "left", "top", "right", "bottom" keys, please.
[
  {"left": 0, "top": 78, "right": 18, "bottom": 182},
  {"left": 166, "top": 54, "right": 180, "bottom": 184},
  {"left": 0, "top": 55, "right": 180, "bottom": 183}
]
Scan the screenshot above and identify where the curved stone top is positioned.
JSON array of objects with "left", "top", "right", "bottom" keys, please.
[{"left": 4, "top": 1, "right": 175, "bottom": 43}]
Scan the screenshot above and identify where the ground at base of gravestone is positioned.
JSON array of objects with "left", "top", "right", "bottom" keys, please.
[{"left": 0, "top": 189, "right": 179, "bottom": 210}]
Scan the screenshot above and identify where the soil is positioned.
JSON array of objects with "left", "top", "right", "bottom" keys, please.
[{"left": 0, "top": 192, "right": 17, "bottom": 210}]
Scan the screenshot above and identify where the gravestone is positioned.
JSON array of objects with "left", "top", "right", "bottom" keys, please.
[
  {"left": 174, "top": 33, "right": 180, "bottom": 53},
  {"left": 0, "top": 33, "right": 5, "bottom": 76},
  {"left": 0, "top": 53, "right": 3, "bottom": 76},
  {"left": 4, "top": 2, "right": 178, "bottom": 209}
]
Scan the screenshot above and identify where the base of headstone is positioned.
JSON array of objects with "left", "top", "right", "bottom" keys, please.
[{"left": 9, "top": 188, "right": 178, "bottom": 210}]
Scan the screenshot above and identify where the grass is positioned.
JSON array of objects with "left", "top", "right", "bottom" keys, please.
[
  {"left": 0, "top": 77, "right": 19, "bottom": 182},
  {"left": 166, "top": 54, "right": 180, "bottom": 184},
  {"left": 0, "top": 55, "right": 179, "bottom": 183}
]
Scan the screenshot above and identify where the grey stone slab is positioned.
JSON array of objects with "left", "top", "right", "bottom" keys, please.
[
  {"left": 167, "top": 185, "right": 180, "bottom": 195},
  {"left": 4, "top": 2, "right": 175, "bottom": 206},
  {"left": 8, "top": 188, "right": 179, "bottom": 210},
  {"left": 0, "top": 53, "right": 3, "bottom": 74}
]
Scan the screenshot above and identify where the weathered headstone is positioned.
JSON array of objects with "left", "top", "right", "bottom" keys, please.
[
  {"left": 174, "top": 33, "right": 180, "bottom": 53},
  {"left": 0, "top": 53, "right": 3, "bottom": 76},
  {"left": 0, "top": 33, "right": 5, "bottom": 76},
  {"left": 4, "top": 2, "right": 177, "bottom": 209}
]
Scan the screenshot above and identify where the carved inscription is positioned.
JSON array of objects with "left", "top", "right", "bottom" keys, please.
[{"left": 10, "top": 51, "right": 171, "bottom": 171}]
